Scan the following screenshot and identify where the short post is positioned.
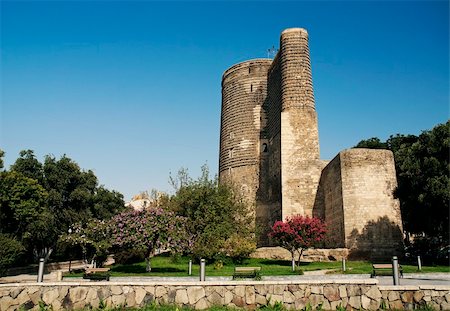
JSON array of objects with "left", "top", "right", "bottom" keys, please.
[
  {"left": 291, "top": 257, "right": 295, "bottom": 272},
  {"left": 342, "top": 258, "right": 346, "bottom": 272},
  {"left": 200, "top": 259, "right": 206, "bottom": 281},
  {"left": 37, "top": 258, "right": 45, "bottom": 283},
  {"left": 392, "top": 256, "right": 400, "bottom": 285},
  {"left": 417, "top": 255, "right": 422, "bottom": 271},
  {"left": 188, "top": 259, "right": 192, "bottom": 275}
]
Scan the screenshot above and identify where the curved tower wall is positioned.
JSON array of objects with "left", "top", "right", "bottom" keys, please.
[
  {"left": 219, "top": 59, "right": 272, "bottom": 205},
  {"left": 279, "top": 28, "right": 323, "bottom": 218}
]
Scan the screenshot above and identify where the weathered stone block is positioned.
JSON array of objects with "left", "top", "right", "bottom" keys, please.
[
  {"left": 224, "top": 291, "right": 233, "bottom": 305},
  {"left": 401, "top": 291, "right": 414, "bottom": 303},
  {"left": 245, "top": 286, "right": 255, "bottom": 305},
  {"left": 255, "top": 294, "right": 266, "bottom": 305},
  {"left": 135, "top": 287, "right": 147, "bottom": 305},
  {"left": 155, "top": 286, "right": 167, "bottom": 298},
  {"left": 365, "top": 287, "right": 382, "bottom": 300},
  {"left": 361, "top": 295, "right": 371, "bottom": 309},
  {"left": 283, "top": 291, "right": 295, "bottom": 303},
  {"left": 187, "top": 287, "right": 205, "bottom": 305},
  {"left": 175, "top": 289, "right": 189, "bottom": 305},
  {"left": 273, "top": 285, "right": 285, "bottom": 295},
  {"left": 324, "top": 286, "right": 340, "bottom": 301},
  {"left": 387, "top": 291, "right": 400, "bottom": 301},
  {"left": 389, "top": 300, "right": 403, "bottom": 310},
  {"left": 234, "top": 286, "right": 245, "bottom": 297},
  {"left": 110, "top": 286, "right": 122, "bottom": 296},
  {"left": 348, "top": 296, "right": 361, "bottom": 309},
  {"left": 42, "top": 288, "right": 58, "bottom": 306},
  {"left": 69, "top": 287, "right": 88, "bottom": 303},
  {"left": 207, "top": 292, "right": 222, "bottom": 305},
  {"left": 339, "top": 285, "right": 347, "bottom": 298}
]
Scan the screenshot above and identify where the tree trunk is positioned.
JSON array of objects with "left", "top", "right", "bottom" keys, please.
[
  {"left": 296, "top": 249, "right": 304, "bottom": 267},
  {"left": 291, "top": 251, "right": 296, "bottom": 272},
  {"left": 145, "top": 257, "right": 152, "bottom": 272}
]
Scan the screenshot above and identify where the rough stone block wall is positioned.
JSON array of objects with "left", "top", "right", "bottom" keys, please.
[
  {"left": 1, "top": 282, "right": 449, "bottom": 310},
  {"left": 339, "top": 149, "right": 404, "bottom": 260},
  {"left": 318, "top": 154, "right": 346, "bottom": 248}
]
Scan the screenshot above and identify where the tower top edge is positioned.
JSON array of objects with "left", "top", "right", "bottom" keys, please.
[
  {"left": 222, "top": 58, "right": 273, "bottom": 80},
  {"left": 281, "top": 28, "right": 308, "bottom": 35}
]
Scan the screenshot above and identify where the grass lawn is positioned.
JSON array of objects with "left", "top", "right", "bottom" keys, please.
[{"left": 65, "top": 253, "right": 449, "bottom": 278}]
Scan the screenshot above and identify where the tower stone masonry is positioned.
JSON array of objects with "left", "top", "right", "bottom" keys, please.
[{"left": 219, "top": 28, "right": 404, "bottom": 259}]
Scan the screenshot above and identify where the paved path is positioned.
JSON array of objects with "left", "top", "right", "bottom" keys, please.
[{"left": 1, "top": 271, "right": 449, "bottom": 286}]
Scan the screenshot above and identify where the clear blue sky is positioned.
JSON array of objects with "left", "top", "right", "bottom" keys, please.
[{"left": 1, "top": 1, "right": 448, "bottom": 201}]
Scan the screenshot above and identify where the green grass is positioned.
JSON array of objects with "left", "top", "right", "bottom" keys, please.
[{"left": 64, "top": 253, "right": 449, "bottom": 278}]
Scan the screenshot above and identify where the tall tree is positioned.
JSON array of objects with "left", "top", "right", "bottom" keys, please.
[
  {"left": 0, "top": 171, "right": 56, "bottom": 259},
  {"left": 10, "top": 150, "right": 44, "bottom": 184},
  {"left": 169, "top": 165, "right": 255, "bottom": 262}
]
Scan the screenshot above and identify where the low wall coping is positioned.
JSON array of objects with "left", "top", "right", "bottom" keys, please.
[
  {"left": 379, "top": 285, "right": 450, "bottom": 291},
  {"left": 0, "top": 279, "right": 378, "bottom": 287}
]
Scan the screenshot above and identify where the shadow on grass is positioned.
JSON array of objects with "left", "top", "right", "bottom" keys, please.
[{"left": 112, "top": 265, "right": 184, "bottom": 274}]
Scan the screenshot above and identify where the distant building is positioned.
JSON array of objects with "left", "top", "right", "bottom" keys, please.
[{"left": 219, "top": 28, "right": 403, "bottom": 259}]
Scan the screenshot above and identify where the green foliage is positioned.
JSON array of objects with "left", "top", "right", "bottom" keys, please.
[
  {"left": 355, "top": 137, "right": 387, "bottom": 149},
  {"left": 0, "top": 149, "right": 4, "bottom": 170},
  {"left": 110, "top": 208, "right": 189, "bottom": 272},
  {"left": 0, "top": 170, "right": 56, "bottom": 259},
  {"left": 114, "top": 248, "right": 146, "bottom": 265},
  {"left": 354, "top": 121, "right": 449, "bottom": 245},
  {"left": 223, "top": 234, "right": 257, "bottom": 264},
  {"left": 168, "top": 165, "right": 255, "bottom": 262},
  {"left": 59, "top": 219, "right": 112, "bottom": 266},
  {"left": 0, "top": 234, "right": 25, "bottom": 276},
  {"left": 0, "top": 149, "right": 125, "bottom": 265}
]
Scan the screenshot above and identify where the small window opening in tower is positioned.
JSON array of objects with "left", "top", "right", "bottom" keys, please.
[
  {"left": 262, "top": 143, "right": 268, "bottom": 153},
  {"left": 251, "top": 84, "right": 253, "bottom": 92},
  {"left": 248, "top": 67, "right": 251, "bottom": 74},
  {"left": 229, "top": 148, "right": 234, "bottom": 158}
]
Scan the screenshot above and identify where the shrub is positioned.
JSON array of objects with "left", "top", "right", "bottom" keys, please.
[
  {"left": 223, "top": 234, "right": 256, "bottom": 263},
  {"left": 0, "top": 234, "right": 25, "bottom": 276},
  {"left": 113, "top": 248, "right": 146, "bottom": 265}
]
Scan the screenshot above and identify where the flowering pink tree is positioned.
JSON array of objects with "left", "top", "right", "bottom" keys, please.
[
  {"left": 269, "top": 215, "right": 326, "bottom": 271},
  {"left": 110, "top": 208, "right": 189, "bottom": 272}
]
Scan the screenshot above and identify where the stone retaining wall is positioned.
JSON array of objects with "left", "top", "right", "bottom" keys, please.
[{"left": 1, "top": 280, "right": 449, "bottom": 310}]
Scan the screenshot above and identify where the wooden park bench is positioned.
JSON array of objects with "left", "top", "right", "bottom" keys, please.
[
  {"left": 83, "top": 267, "right": 111, "bottom": 281},
  {"left": 371, "top": 263, "right": 403, "bottom": 278},
  {"left": 232, "top": 267, "right": 262, "bottom": 280}
]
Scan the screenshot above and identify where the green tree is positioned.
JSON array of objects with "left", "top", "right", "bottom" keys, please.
[
  {"left": 169, "top": 165, "right": 255, "bottom": 262},
  {"left": 354, "top": 137, "right": 387, "bottom": 149},
  {"left": 0, "top": 170, "right": 56, "bottom": 259},
  {"left": 0, "top": 149, "right": 4, "bottom": 170},
  {"left": 92, "top": 186, "right": 125, "bottom": 220},
  {"left": 59, "top": 219, "right": 111, "bottom": 266},
  {"left": 10, "top": 150, "right": 44, "bottom": 184},
  {"left": 0, "top": 234, "right": 25, "bottom": 276}
]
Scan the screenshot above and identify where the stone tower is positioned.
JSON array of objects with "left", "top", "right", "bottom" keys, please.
[
  {"left": 219, "top": 28, "right": 404, "bottom": 259},
  {"left": 219, "top": 59, "right": 272, "bottom": 205}
]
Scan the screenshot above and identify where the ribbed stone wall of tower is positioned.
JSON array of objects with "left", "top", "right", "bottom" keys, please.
[
  {"left": 219, "top": 59, "right": 272, "bottom": 206},
  {"left": 279, "top": 28, "right": 323, "bottom": 219}
]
